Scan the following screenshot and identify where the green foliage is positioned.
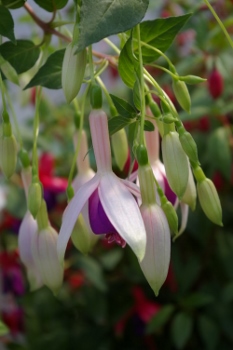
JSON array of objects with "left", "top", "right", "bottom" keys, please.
[
  {"left": 110, "top": 94, "right": 137, "bottom": 118},
  {"left": 0, "top": 5, "right": 16, "bottom": 43},
  {"left": 0, "top": 320, "right": 9, "bottom": 336},
  {"left": 118, "top": 35, "right": 139, "bottom": 88},
  {"left": 33, "top": 0, "right": 68, "bottom": 12},
  {"left": 171, "top": 312, "right": 193, "bottom": 349},
  {"left": 0, "top": 40, "right": 40, "bottom": 74},
  {"left": 74, "top": 0, "right": 149, "bottom": 52}
]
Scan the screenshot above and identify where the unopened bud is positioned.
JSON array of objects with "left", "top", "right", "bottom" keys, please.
[
  {"left": 62, "top": 44, "right": 87, "bottom": 103},
  {"left": 160, "top": 113, "right": 177, "bottom": 124},
  {"left": 197, "top": 178, "right": 222, "bottom": 226},
  {"left": 148, "top": 101, "right": 161, "bottom": 118},
  {"left": 208, "top": 68, "right": 224, "bottom": 99},
  {"left": 136, "top": 145, "right": 148, "bottom": 166},
  {"left": 160, "top": 197, "right": 178, "bottom": 235},
  {"left": 162, "top": 131, "right": 189, "bottom": 199},
  {"left": 179, "top": 75, "right": 206, "bottom": 84},
  {"left": 181, "top": 165, "right": 197, "bottom": 211},
  {"left": 0, "top": 134, "right": 17, "bottom": 179},
  {"left": 111, "top": 129, "right": 128, "bottom": 171},
  {"left": 172, "top": 79, "right": 191, "bottom": 113},
  {"left": 71, "top": 214, "right": 98, "bottom": 254},
  {"left": 19, "top": 148, "right": 30, "bottom": 168},
  {"left": 28, "top": 180, "right": 42, "bottom": 218},
  {"left": 90, "top": 83, "right": 102, "bottom": 109},
  {"left": 177, "top": 125, "right": 199, "bottom": 165}
]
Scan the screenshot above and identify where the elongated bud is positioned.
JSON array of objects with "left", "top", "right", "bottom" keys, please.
[
  {"left": 62, "top": 44, "right": 87, "bottom": 103},
  {"left": 181, "top": 164, "right": 196, "bottom": 211},
  {"left": 140, "top": 204, "right": 171, "bottom": 296},
  {"left": 138, "top": 164, "right": 156, "bottom": 205},
  {"left": 172, "top": 79, "right": 191, "bottom": 113},
  {"left": 158, "top": 187, "right": 178, "bottom": 235},
  {"left": 71, "top": 214, "right": 98, "bottom": 254},
  {"left": 28, "top": 178, "right": 42, "bottom": 218},
  {"left": 177, "top": 124, "right": 199, "bottom": 165},
  {"left": 179, "top": 75, "right": 206, "bottom": 84},
  {"left": 90, "top": 83, "right": 102, "bottom": 109},
  {"left": 162, "top": 131, "right": 189, "bottom": 199},
  {"left": 19, "top": 148, "right": 30, "bottom": 169},
  {"left": 0, "top": 134, "right": 17, "bottom": 179},
  {"left": 148, "top": 100, "right": 161, "bottom": 118},
  {"left": 160, "top": 113, "right": 177, "bottom": 124},
  {"left": 0, "top": 55, "right": 19, "bottom": 85},
  {"left": 136, "top": 145, "right": 148, "bottom": 167},
  {"left": 208, "top": 68, "right": 223, "bottom": 99},
  {"left": 111, "top": 129, "right": 128, "bottom": 171},
  {"left": 197, "top": 177, "right": 222, "bottom": 226}
]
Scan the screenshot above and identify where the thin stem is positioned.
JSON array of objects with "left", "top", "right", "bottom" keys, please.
[
  {"left": 96, "top": 76, "right": 117, "bottom": 114},
  {"left": 136, "top": 24, "right": 145, "bottom": 146},
  {"left": 88, "top": 45, "right": 95, "bottom": 84},
  {"left": 148, "top": 64, "right": 178, "bottom": 79},
  {"left": 32, "top": 87, "right": 42, "bottom": 176},
  {"left": 203, "top": 0, "right": 233, "bottom": 49},
  {"left": 104, "top": 38, "right": 120, "bottom": 54},
  {"left": 0, "top": 71, "right": 7, "bottom": 111}
]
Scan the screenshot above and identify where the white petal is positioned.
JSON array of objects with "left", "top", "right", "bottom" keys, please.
[
  {"left": 178, "top": 203, "right": 189, "bottom": 237},
  {"left": 57, "top": 175, "right": 100, "bottom": 262},
  {"left": 140, "top": 204, "right": 171, "bottom": 296},
  {"left": 99, "top": 173, "right": 146, "bottom": 261},
  {"left": 121, "top": 178, "right": 141, "bottom": 198},
  {"left": 18, "top": 211, "right": 38, "bottom": 266}
]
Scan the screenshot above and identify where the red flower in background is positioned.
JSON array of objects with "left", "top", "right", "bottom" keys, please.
[{"left": 208, "top": 68, "right": 224, "bottom": 99}]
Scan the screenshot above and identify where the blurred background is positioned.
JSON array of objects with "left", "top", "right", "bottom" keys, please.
[{"left": 0, "top": 0, "right": 233, "bottom": 349}]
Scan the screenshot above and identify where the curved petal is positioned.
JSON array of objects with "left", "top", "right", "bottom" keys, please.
[
  {"left": 178, "top": 203, "right": 189, "bottom": 237},
  {"left": 57, "top": 175, "right": 100, "bottom": 262},
  {"left": 99, "top": 173, "right": 146, "bottom": 261},
  {"left": 121, "top": 178, "right": 141, "bottom": 198}
]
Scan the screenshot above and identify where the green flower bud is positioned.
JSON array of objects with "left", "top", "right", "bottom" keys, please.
[
  {"left": 62, "top": 44, "right": 87, "bottom": 103},
  {"left": 71, "top": 214, "right": 98, "bottom": 254},
  {"left": 136, "top": 145, "right": 148, "bottom": 167},
  {"left": 181, "top": 165, "right": 197, "bottom": 211},
  {"left": 90, "top": 83, "right": 102, "bottom": 109},
  {"left": 179, "top": 75, "right": 207, "bottom": 84},
  {"left": 161, "top": 198, "right": 178, "bottom": 235},
  {"left": 0, "top": 134, "right": 17, "bottom": 179},
  {"left": 160, "top": 113, "right": 177, "bottom": 124},
  {"left": 162, "top": 131, "right": 189, "bottom": 199},
  {"left": 66, "top": 185, "right": 74, "bottom": 202},
  {"left": 138, "top": 164, "right": 156, "bottom": 205},
  {"left": 28, "top": 181, "right": 42, "bottom": 218},
  {"left": 148, "top": 101, "right": 161, "bottom": 118},
  {"left": 111, "top": 129, "right": 128, "bottom": 171},
  {"left": 172, "top": 79, "right": 191, "bottom": 113},
  {"left": 177, "top": 125, "right": 199, "bottom": 165},
  {"left": 197, "top": 178, "right": 223, "bottom": 226},
  {"left": 19, "top": 148, "right": 30, "bottom": 168}
]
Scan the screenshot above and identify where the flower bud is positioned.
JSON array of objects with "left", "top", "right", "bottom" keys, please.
[
  {"left": 159, "top": 190, "right": 178, "bottom": 235},
  {"left": 179, "top": 75, "right": 206, "bottom": 84},
  {"left": 172, "top": 79, "right": 191, "bottom": 113},
  {"left": 161, "top": 113, "right": 177, "bottom": 124},
  {"left": 162, "top": 131, "right": 189, "bottom": 199},
  {"left": 177, "top": 125, "right": 199, "bottom": 165},
  {"left": 90, "top": 83, "right": 102, "bottom": 109},
  {"left": 111, "top": 129, "right": 128, "bottom": 171},
  {"left": 148, "top": 100, "right": 161, "bottom": 118},
  {"left": 208, "top": 68, "right": 223, "bottom": 99},
  {"left": 62, "top": 44, "right": 87, "bottom": 103},
  {"left": 140, "top": 204, "right": 171, "bottom": 296},
  {"left": 32, "top": 225, "right": 63, "bottom": 294},
  {"left": 71, "top": 214, "right": 98, "bottom": 254},
  {"left": 197, "top": 178, "right": 222, "bottom": 226},
  {"left": 0, "top": 134, "right": 17, "bottom": 179},
  {"left": 181, "top": 165, "right": 196, "bottom": 211},
  {"left": 136, "top": 145, "right": 148, "bottom": 167},
  {"left": 28, "top": 180, "right": 42, "bottom": 218}
]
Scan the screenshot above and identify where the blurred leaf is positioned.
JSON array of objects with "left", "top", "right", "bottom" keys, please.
[
  {"left": 207, "top": 127, "right": 231, "bottom": 180},
  {"left": 0, "top": 320, "right": 9, "bottom": 336},
  {"left": 74, "top": 0, "right": 149, "bottom": 52},
  {"left": 171, "top": 312, "right": 193, "bottom": 349},
  {"left": 25, "top": 49, "right": 65, "bottom": 89},
  {"left": 33, "top": 0, "right": 68, "bottom": 12},
  {"left": 180, "top": 106, "right": 210, "bottom": 122},
  {"left": 108, "top": 116, "right": 134, "bottom": 135},
  {"left": 0, "top": 40, "right": 40, "bottom": 74},
  {"left": 181, "top": 292, "right": 214, "bottom": 308},
  {"left": 221, "top": 282, "right": 233, "bottom": 303},
  {"left": 1, "top": 0, "right": 25, "bottom": 8},
  {"left": 135, "top": 14, "right": 192, "bottom": 63},
  {"left": 99, "top": 249, "right": 123, "bottom": 271},
  {"left": 146, "top": 304, "right": 175, "bottom": 334},
  {"left": 110, "top": 94, "right": 137, "bottom": 118},
  {"left": 0, "top": 5, "right": 15, "bottom": 43},
  {"left": 198, "top": 315, "right": 220, "bottom": 350},
  {"left": 77, "top": 255, "right": 107, "bottom": 292},
  {"left": 144, "top": 120, "right": 155, "bottom": 131},
  {"left": 119, "top": 36, "right": 139, "bottom": 88}
]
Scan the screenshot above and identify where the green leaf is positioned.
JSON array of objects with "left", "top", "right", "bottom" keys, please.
[
  {"left": 99, "top": 249, "right": 123, "bottom": 271},
  {"left": 207, "top": 127, "right": 231, "bottom": 180},
  {"left": 77, "top": 255, "right": 107, "bottom": 292},
  {"left": 33, "top": 0, "right": 68, "bottom": 12},
  {"left": 118, "top": 36, "right": 139, "bottom": 88},
  {"left": 198, "top": 315, "right": 220, "bottom": 350},
  {"left": 133, "top": 78, "right": 141, "bottom": 110},
  {"left": 0, "top": 5, "right": 15, "bottom": 43},
  {"left": 25, "top": 49, "right": 65, "bottom": 89},
  {"left": 1, "top": 0, "right": 26, "bottom": 9},
  {"left": 0, "top": 40, "right": 40, "bottom": 74},
  {"left": 171, "top": 312, "right": 193, "bottom": 349},
  {"left": 181, "top": 292, "right": 214, "bottom": 309},
  {"left": 146, "top": 305, "right": 175, "bottom": 334},
  {"left": 110, "top": 94, "right": 137, "bottom": 118},
  {"left": 221, "top": 282, "right": 233, "bottom": 303},
  {"left": 135, "top": 14, "right": 192, "bottom": 63},
  {"left": 108, "top": 116, "right": 133, "bottom": 135},
  {"left": 74, "top": 0, "right": 149, "bottom": 52},
  {"left": 0, "top": 320, "right": 9, "bottom": 336},
  {"left": 144, "top": 120, "right": 154, "bottom": 131}
]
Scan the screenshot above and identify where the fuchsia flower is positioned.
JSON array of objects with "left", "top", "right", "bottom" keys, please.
[{"left": 57, "top": 110, "right": 147, "bottom": 262}]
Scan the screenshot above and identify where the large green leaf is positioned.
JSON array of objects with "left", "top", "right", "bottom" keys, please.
[
  {"left": 1, "top": 0, "right": 26, "bottom": 9},
  {"left": 25, "top": 49, "right": 65, "bottom": 89},
  {"left": 33, "top": 0, "right": 68, "bottom": 12},
  {"left": 0, "top": 40, "right": 40, "bottom": 74},
  {"left": 198, "top": 315, "right": 220, "bottom": 350},
  {"left": 110, "top": 94, "right": 137, "bottom": 118},
  {"left": 0, "top": 5, "right": 15, "bottom": 43},
  {"left": 135, "top": 14, "right": 192, "bottom": 63},
  {"left": 74, "top": 0, "right": 149, "bottom": 52},
  {"left": 171, "top": 312, "right": 193, "bottom": 349},
  {"left": 108, "top": 116, "right": 134, "bottom": 135},
  {"left": 146, "top": 305, "right": 175, "bottom": 334},
  {"left": 118, "top": 36, "right": 139, "bottom": 88}
]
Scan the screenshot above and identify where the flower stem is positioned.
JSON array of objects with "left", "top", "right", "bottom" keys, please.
[{"left": 136, "top": 24, "right": 145, "bottom": 146}]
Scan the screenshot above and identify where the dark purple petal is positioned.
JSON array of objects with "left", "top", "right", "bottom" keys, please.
[
  {"left": 89, "top": 188, "right": 116, "bottom": 234},
  {"left": 163, "top": 175, "right": 177, "bottom": 205}
]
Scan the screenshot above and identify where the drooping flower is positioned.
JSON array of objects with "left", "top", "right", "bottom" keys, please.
[{"left": 57, "top": 110, "right": 146, "bottom": 262}]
